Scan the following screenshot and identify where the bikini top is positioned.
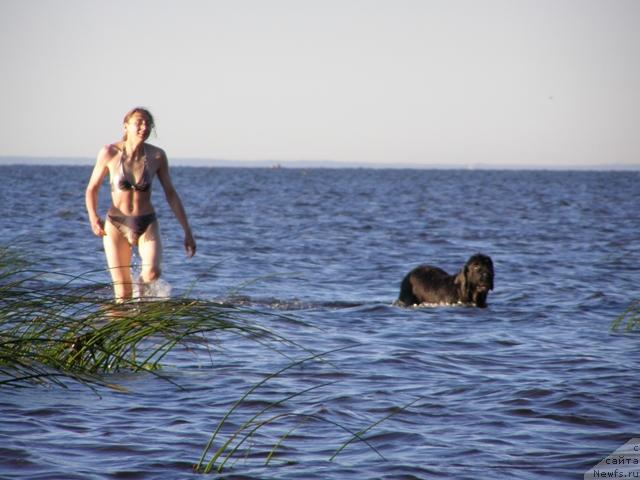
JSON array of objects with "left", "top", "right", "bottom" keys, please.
[{"left": 113, "top": 145, "right": 152, "bottom": 192}]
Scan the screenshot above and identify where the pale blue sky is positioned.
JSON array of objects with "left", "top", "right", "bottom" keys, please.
[{"left": 1, "top": 0, "right": 639, "bottom": 168}]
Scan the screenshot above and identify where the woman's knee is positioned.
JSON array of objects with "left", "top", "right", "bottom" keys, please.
[{"left": 142, "top": 264, "right": 162, "bottom": 282}]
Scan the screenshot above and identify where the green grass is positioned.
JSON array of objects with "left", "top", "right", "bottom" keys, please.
[
  {"left": 1, "top": 246, "right": 422, "bottom": 473},
  {"left": 611, "top": 300, "right": 640, "bottom": 332},
  {"left": 0, "top": 246, "right": 293, "bottom": 392},
  {"left": 194, "top": 345, "right": 424, "bottom": 473}
]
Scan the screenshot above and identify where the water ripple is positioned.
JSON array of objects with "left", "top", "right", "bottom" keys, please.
[{"left": 1, "top": 167, "right": 639, "bottom": 479}]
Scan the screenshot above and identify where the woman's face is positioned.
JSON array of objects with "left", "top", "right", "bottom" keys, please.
[{"left": 124, "top": 112, "right": 151, "bottom": 142}]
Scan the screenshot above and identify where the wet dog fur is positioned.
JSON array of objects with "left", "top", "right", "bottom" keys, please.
[{"left": 397, "top": 254, "right": 494, "bottom": 308}]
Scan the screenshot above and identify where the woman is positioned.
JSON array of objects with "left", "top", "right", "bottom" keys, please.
[{"left": 85, "top": 107, "right": 196, "bottom": 301}]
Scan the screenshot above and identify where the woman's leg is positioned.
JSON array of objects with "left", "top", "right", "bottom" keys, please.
[
  {"left": 137, "top": 221, "right": 162, "bottom": 297},
  {"left": 103, "top": 220, "right": 133, "bottom": 302}
]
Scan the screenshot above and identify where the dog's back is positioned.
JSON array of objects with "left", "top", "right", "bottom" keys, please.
[{"left": 398, "top": 265, "right": 457, "bottom": 306}]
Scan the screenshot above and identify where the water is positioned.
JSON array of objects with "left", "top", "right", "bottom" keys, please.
[{"left": 1, "top": 165, "right": 639, "bottom": 479}]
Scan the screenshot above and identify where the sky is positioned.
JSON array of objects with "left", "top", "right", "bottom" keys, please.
[{"left": 1, "top": 0, "right": 639, "bottom": 169}]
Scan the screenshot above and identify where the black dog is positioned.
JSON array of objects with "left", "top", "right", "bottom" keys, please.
[{"left": 397, "top": 254, "right": 494, "bottom": 307}]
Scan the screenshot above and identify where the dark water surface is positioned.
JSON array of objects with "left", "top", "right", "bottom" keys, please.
[{"left": 1, "top": 165, "right": 639, "bottom": 479}]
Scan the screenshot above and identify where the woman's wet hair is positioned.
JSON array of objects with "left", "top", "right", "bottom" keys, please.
[{"left": 122, "top": 107, "right": 156, "bottom": 141}]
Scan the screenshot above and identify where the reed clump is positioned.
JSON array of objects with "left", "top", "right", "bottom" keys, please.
[
  {"left": 612, "top": 300, "right": 640, "bottom": 332},
  {"left": 0, "top": 246, "right": 287, "bottom": 390},
  {"left": 1, "top": 247, "right": 420, "bottom": 473}
]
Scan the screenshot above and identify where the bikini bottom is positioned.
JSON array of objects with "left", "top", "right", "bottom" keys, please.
[{"left": 108, "top": 212, "right": 157, "bottom": 246}]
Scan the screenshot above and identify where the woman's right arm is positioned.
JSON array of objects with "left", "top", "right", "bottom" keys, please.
[{"left": 85, "top": 146, "right": 111, "bottom": 237}]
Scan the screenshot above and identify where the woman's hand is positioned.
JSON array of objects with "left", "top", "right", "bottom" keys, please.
[
  {"left": 91, "top": 217, "right": 106, "bottom": 237},
  {"left": 184, "top": 233, "right": 196, "bottom": 258}
]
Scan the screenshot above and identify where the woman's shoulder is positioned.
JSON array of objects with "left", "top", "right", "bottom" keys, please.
[
  {"left": 144, "top": 143, "right": 168, "bottom": 166},
  {"left": 96, "top": 143, "right": 122, "bottom": 167},
  {"left": 144, "top": 142, "right": 166, "bottom": 158},
  {"left": 99, "top": 142, "right": 123, "bottom": 158}
]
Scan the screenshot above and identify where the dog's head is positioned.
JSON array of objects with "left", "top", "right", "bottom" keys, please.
[{"left": 456, "top": 254, "right": 494, "bottom": 307}]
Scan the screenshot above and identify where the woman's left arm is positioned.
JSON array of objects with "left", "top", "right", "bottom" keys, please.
[{"left": 156, "top": 150, "right": 196, "bottom": 257}]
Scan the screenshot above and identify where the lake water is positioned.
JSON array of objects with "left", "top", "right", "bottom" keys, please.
[{"left": 0, "top": 165, "right": 639, "bottom": 479}]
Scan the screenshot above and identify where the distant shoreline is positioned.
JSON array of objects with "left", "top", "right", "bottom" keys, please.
[{"left": 0, "top": 156, "right": 638, "bottom": 171}]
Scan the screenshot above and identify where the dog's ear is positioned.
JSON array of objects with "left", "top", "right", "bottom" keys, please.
[
  {"left": 488, "top": 260, "right": 494, "bottom": 291},
  {"left": 455, "top": 267, "right": 471, "bottom": 302},
  {"left": 464, "top": 264, "right": 473, "bottom": 299}
]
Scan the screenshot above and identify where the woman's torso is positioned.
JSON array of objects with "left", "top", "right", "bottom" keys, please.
[{"left": 107, "top": 142, "right": 159, "bottom": 216}]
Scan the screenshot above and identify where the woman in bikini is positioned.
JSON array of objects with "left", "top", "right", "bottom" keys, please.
[{"left": 85, "top": 107, "right": 196, "bottom": 301}]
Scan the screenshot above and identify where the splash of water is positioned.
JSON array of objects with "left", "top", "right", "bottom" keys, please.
[
  {"left": 141, "top": 278, "right": 172, "bottom": 299},
  {"left": 130, "top": 257, "right": 172, "bottom": 300}
]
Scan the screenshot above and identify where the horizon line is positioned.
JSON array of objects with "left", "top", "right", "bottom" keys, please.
[{"left": 0, "top": 155, "right": 638, "bottom": 172}]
